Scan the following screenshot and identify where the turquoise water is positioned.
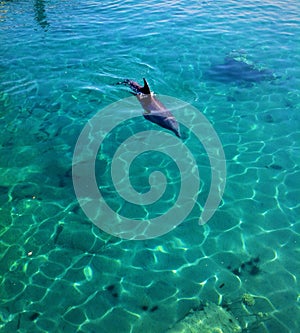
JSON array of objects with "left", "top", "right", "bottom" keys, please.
[{"left": 1, "top": 0, "right": 300, "bottom": 332}]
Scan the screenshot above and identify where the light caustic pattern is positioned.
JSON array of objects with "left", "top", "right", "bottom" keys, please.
[{"left": 72, "top": 95, "right": 226, "bottom": 240}]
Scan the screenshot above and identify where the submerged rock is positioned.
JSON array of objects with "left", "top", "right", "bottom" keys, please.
[
  {"left": 207, "top": 51, "right": 276, "bottom": 84},
  {"left": 167, "top": 302, "right": 242, "bottom": 333}
]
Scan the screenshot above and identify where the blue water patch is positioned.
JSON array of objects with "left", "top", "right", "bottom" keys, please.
[{"left": 0, "top": 0, "right": 299, "bottom": 332}]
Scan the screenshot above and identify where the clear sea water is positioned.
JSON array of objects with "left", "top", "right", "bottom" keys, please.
[{"left": 0, "top": 0, "right": 300, "bottom": 332}]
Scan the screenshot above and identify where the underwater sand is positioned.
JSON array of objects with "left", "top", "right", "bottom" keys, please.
[{"left": 0, "top": 0, "right": 300, "bottom": 332}]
